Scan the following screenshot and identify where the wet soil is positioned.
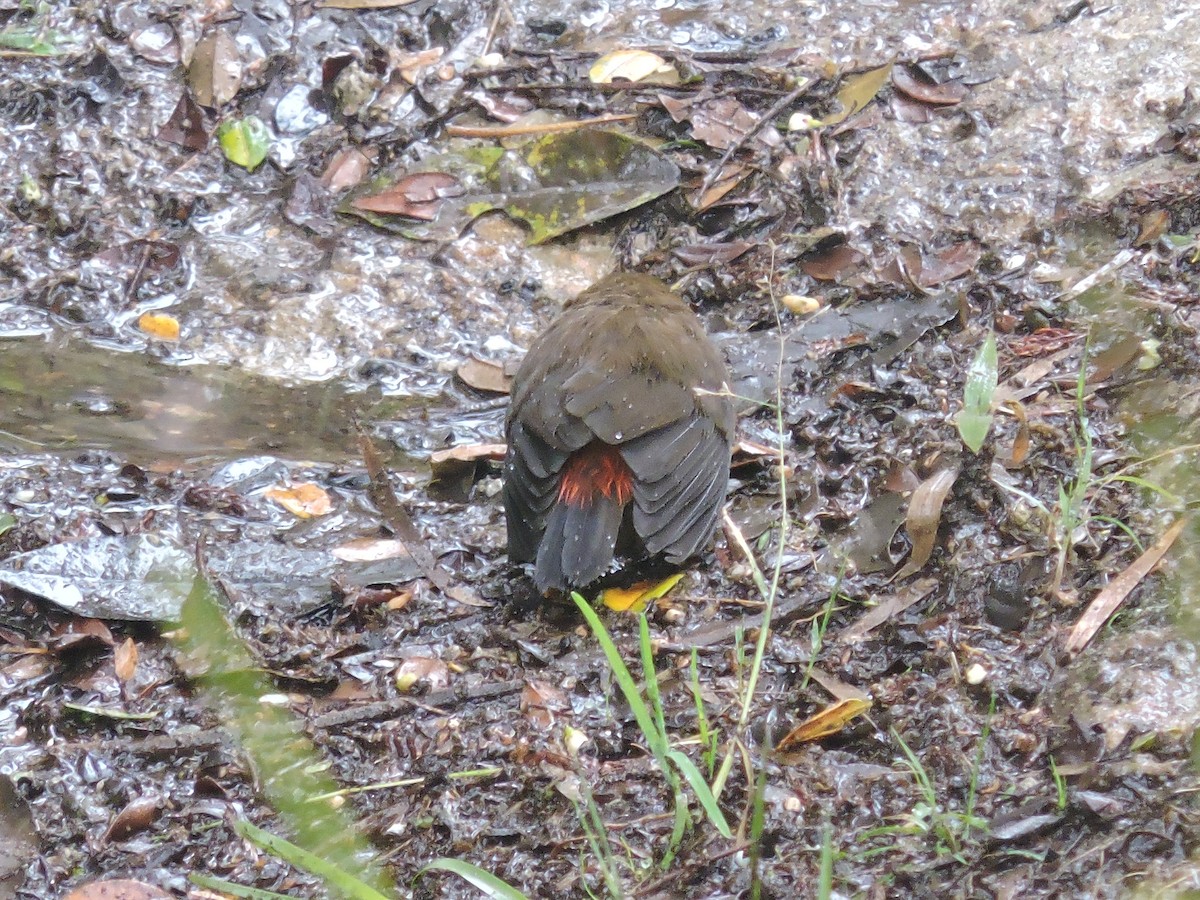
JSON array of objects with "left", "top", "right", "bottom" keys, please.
[{"left": 3, "top": 1, "right": 1200, "bottom": 899}]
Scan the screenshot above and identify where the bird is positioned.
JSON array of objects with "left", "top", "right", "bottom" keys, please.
[{"left": 504, "top": 271, "right": 735, "bottom": 595}]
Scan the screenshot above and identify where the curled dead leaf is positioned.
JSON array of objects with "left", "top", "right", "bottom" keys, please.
[
  {"left": 892, "top": 467, "right": 959, "bottom": 581},
  {"left": 776, "top": 697, "right": 872, "bottom": 750}
]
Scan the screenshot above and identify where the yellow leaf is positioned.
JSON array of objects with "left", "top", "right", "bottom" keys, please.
[
  {"left": 137, "top": 312, "right": 180, "bottom": 341},
  {"left": 600, "top": 573, "right": 684, "bottom": 613},
  {"left": 589, "top": 49, "right": 679, "bottom": 85}
]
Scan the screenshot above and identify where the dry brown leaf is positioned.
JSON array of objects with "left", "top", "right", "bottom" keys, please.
[
  {"left": 776, "top": 697, "right": 872, "bottom": 750},
  {"left": 1065, "top": 517, "right": 1187, "bottom": 655},
  {"left": 837, "top": 578, "right": 938, "bottom": 643},
  {"left": 188, "top": 30, "right": 240, "bottom": 108}
]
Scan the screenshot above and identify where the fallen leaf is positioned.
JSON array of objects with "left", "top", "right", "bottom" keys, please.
[
  {"left": 836, "top": 578, "right": 938, "bottom": 642},
  {"left": 158, "top": 91, "right": 209, "bottom": 150},
  {"left": 64, "top": 880, "right": 172, "bottom": 900},
  {"left": 589, "top": 49, "right": 678, "bottom": 85},
  {"left": 114, "top": 637, "right": 138, "bottom": 682},
  {"left": 891, "top": 65, "right": 968, "bottom": 106},
  {"left": 351, "top": 172, "right": 464, "bottom": 219},
  {"left": 188, "top": 29, "right": 241, "bottom": 108},
  {"left": 819, "top": 62, "right": 893, "bottom": 128},
  {"left": 1134, "top": 209, "right": 1171, "bottom": 246},
  {"left": 265, "top": 483, "right": 333, "bottom": 518},
  {"left": 217, "top": 115, "right": 270, "bottom": 171},
  {"left": 601, "top": 573, "right": 683, "bottom": 613},
  {"left": 956, "top": 332, "right": 998, "bottom": 454},
  {"left": 892, "top": 467, "right": 959, "bottom": 581},
  {"left": 455, "top": 357, "right": 512, "bottom": 394},
  {"left": 395, "top": 656, "right": 450, "bottom": 692},
  {"left": 322, "top": 147, "right": 373, "bottom": 191},
  {"left": 332, "top": 538, "right": 416, "bottom": 563},
  {"left": 776, "top": 697, "right": 872, "bottom": 749},
  {"left": 799, "top": 242, "right": 865, "bottom": 281},
  {"left": 137, "top": 312, "right": 180, "bottom": 341},
  {"left": 1065, "top": 517, "right": 1187, "bottom": 655}
]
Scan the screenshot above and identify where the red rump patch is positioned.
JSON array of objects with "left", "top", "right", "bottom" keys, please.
[{"left": 558, "top": 442, "right": 634, "bottom": 508}]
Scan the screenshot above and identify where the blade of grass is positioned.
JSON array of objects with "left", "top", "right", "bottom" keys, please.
[
  {"left": 417, "top": 858, "right": 532, "bottom": 900},
  {"left": 667, "top": 750, "right": 732, "bottom": 837},
  {"left": 234, "top": 819, "right": 392, "bottom": 900}
]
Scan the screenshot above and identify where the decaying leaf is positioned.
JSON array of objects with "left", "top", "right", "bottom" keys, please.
[
  {"left": 809, "top": 62, "right": 893, "bottom": 129},
  {"left": 799, "top": 242, "right": 866, "bottom": 281},
  {"left": 836, "top": 578, "right": 938, "bottom": 643},
  {"left": 322, "top": 147, "right": 373, "bottom": 191},
  {"left": 265, "top": 483, "right": 333, "bottom": 518},
  {"left": 351, "top": 172, "right": 464, "bottom": 220},
  {"left": 589, "top": 49, "right": 679, "bottom": 85},
  {"left": 455, "top": 356, "right": 512, "bottom": 394},
  {"left": 395, "top": 656, "right": 451, "bottom": 692},
  {"left": 891, "top": 65, "right": 968, "bottom": 106},
  {"left": 776, "top": 697, "right": 872, "bottom": 749},
  {"left": 158, "top": 91, "right": 209, "bottom": 151},
  {"left": 114, "top": 637, "right": 138, "bottom": 683},
  {"left": 188, "top": 29, "right": 241, "bottom": 108},
  {"left": 892, "top": 467, "right": 959, "bottom": 581},
  {"left": 343, "top": 129, "right": 680, "bottom": 244},
  {"left": 1065, "top": 517, "right": 1187, "bottom": 655}
]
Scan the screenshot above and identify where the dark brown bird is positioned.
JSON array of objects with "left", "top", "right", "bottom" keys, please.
[{"left": 504, "top": 272, "right": 735, "bottom": 594}]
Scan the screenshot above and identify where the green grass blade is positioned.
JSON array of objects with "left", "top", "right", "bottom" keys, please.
[
  {"left": 417, "top": 858, "right": 532, "bottom": 900},
  {"left": 572, "top": 594, "right": 662, "bottom": 756},
  {"left": 667, "top": 749, "right": 731, "bottom": 837},
  {"left": 189, "top": 873, "right": 298, "bottom": 899},
  {"left": 233, "top": 819, "right": 392, "bottom": 900}
]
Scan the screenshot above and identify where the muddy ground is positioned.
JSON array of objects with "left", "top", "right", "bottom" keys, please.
[{"left": 3, "top": 1, "right": 1200, "bottom": 898}]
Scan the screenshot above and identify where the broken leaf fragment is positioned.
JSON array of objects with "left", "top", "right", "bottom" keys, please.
[
  {"left": 589, "top": 49, "right": 679, "bottom": 85},
  {"left": 217, "top": 115, "right": 270, "bottom": 171},
  {"left": 956, "top": 332, "right": 999, "bottom": 453}
]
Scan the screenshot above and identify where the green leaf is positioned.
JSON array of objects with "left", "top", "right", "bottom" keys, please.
[
  {"left": 217, "top": 115, "right": 270, "bottom": 171},
  {"left": 956, "top": 332, "right": 998, "bottom": 453},
  {"left": 417, "top": 858, "right": 532, "bottom": 900},
  {"left": 667, "top": 750, "right": 731, "bottom": 837}
]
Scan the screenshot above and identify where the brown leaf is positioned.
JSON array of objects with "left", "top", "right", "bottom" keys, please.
[
  {"left": 456, "top": 357, "right": 512, "bottom": 394},
  {"left": 776, "top": 698, "right": 872, "bottom": 750},
  {"left": 919, "top": 241, "right": 981, "bottom": 286},
  {"left": 103, "top": 796, "right": 159, "bottom": 843},
  {"left": 1065, "top": 517, "right": 1187, "bottom": 655},
  {"left": 892, "top": 467, "right": 959, "bottom": 580},
  {"left": 188, "top": 30, "right": 241, "bottom": 108},
  {"left": 799, "top": 243, "right": 865, "bottom": 281},
  {"left": 892, "top": 65, "right": 969, "bottom": 106},
  {"left": 113, "top": 637, "right": 138, "bottom": 683},
  {"left": 1134, "top": 209, "right": 1171, "bottom": 246},
  {"left": 395, "top": 656, "right": 450, "bottom": 692},
  {"left": 322, "top": 148, "right": 373, "bottom": 191},
  {"left": 158, "top": 91, "right": 209, "bottom": 151},
  {"left": 672, "top": 240, "right": 754, "bottom": 268},
  {"left": 1009, "top": 328, "right": 1081, "bottom": 357},
  {"left": 837, "top": 578, "right": 938, "bottom": 642},
  {"left": 351, "top": 172, "right": 464, "bottom": 219},
  {"left": 689, "top": 97, "right": 761, "bottom": 151},
  {"left": 521, "top": 679, "right": 570, "bottom": 729}
]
